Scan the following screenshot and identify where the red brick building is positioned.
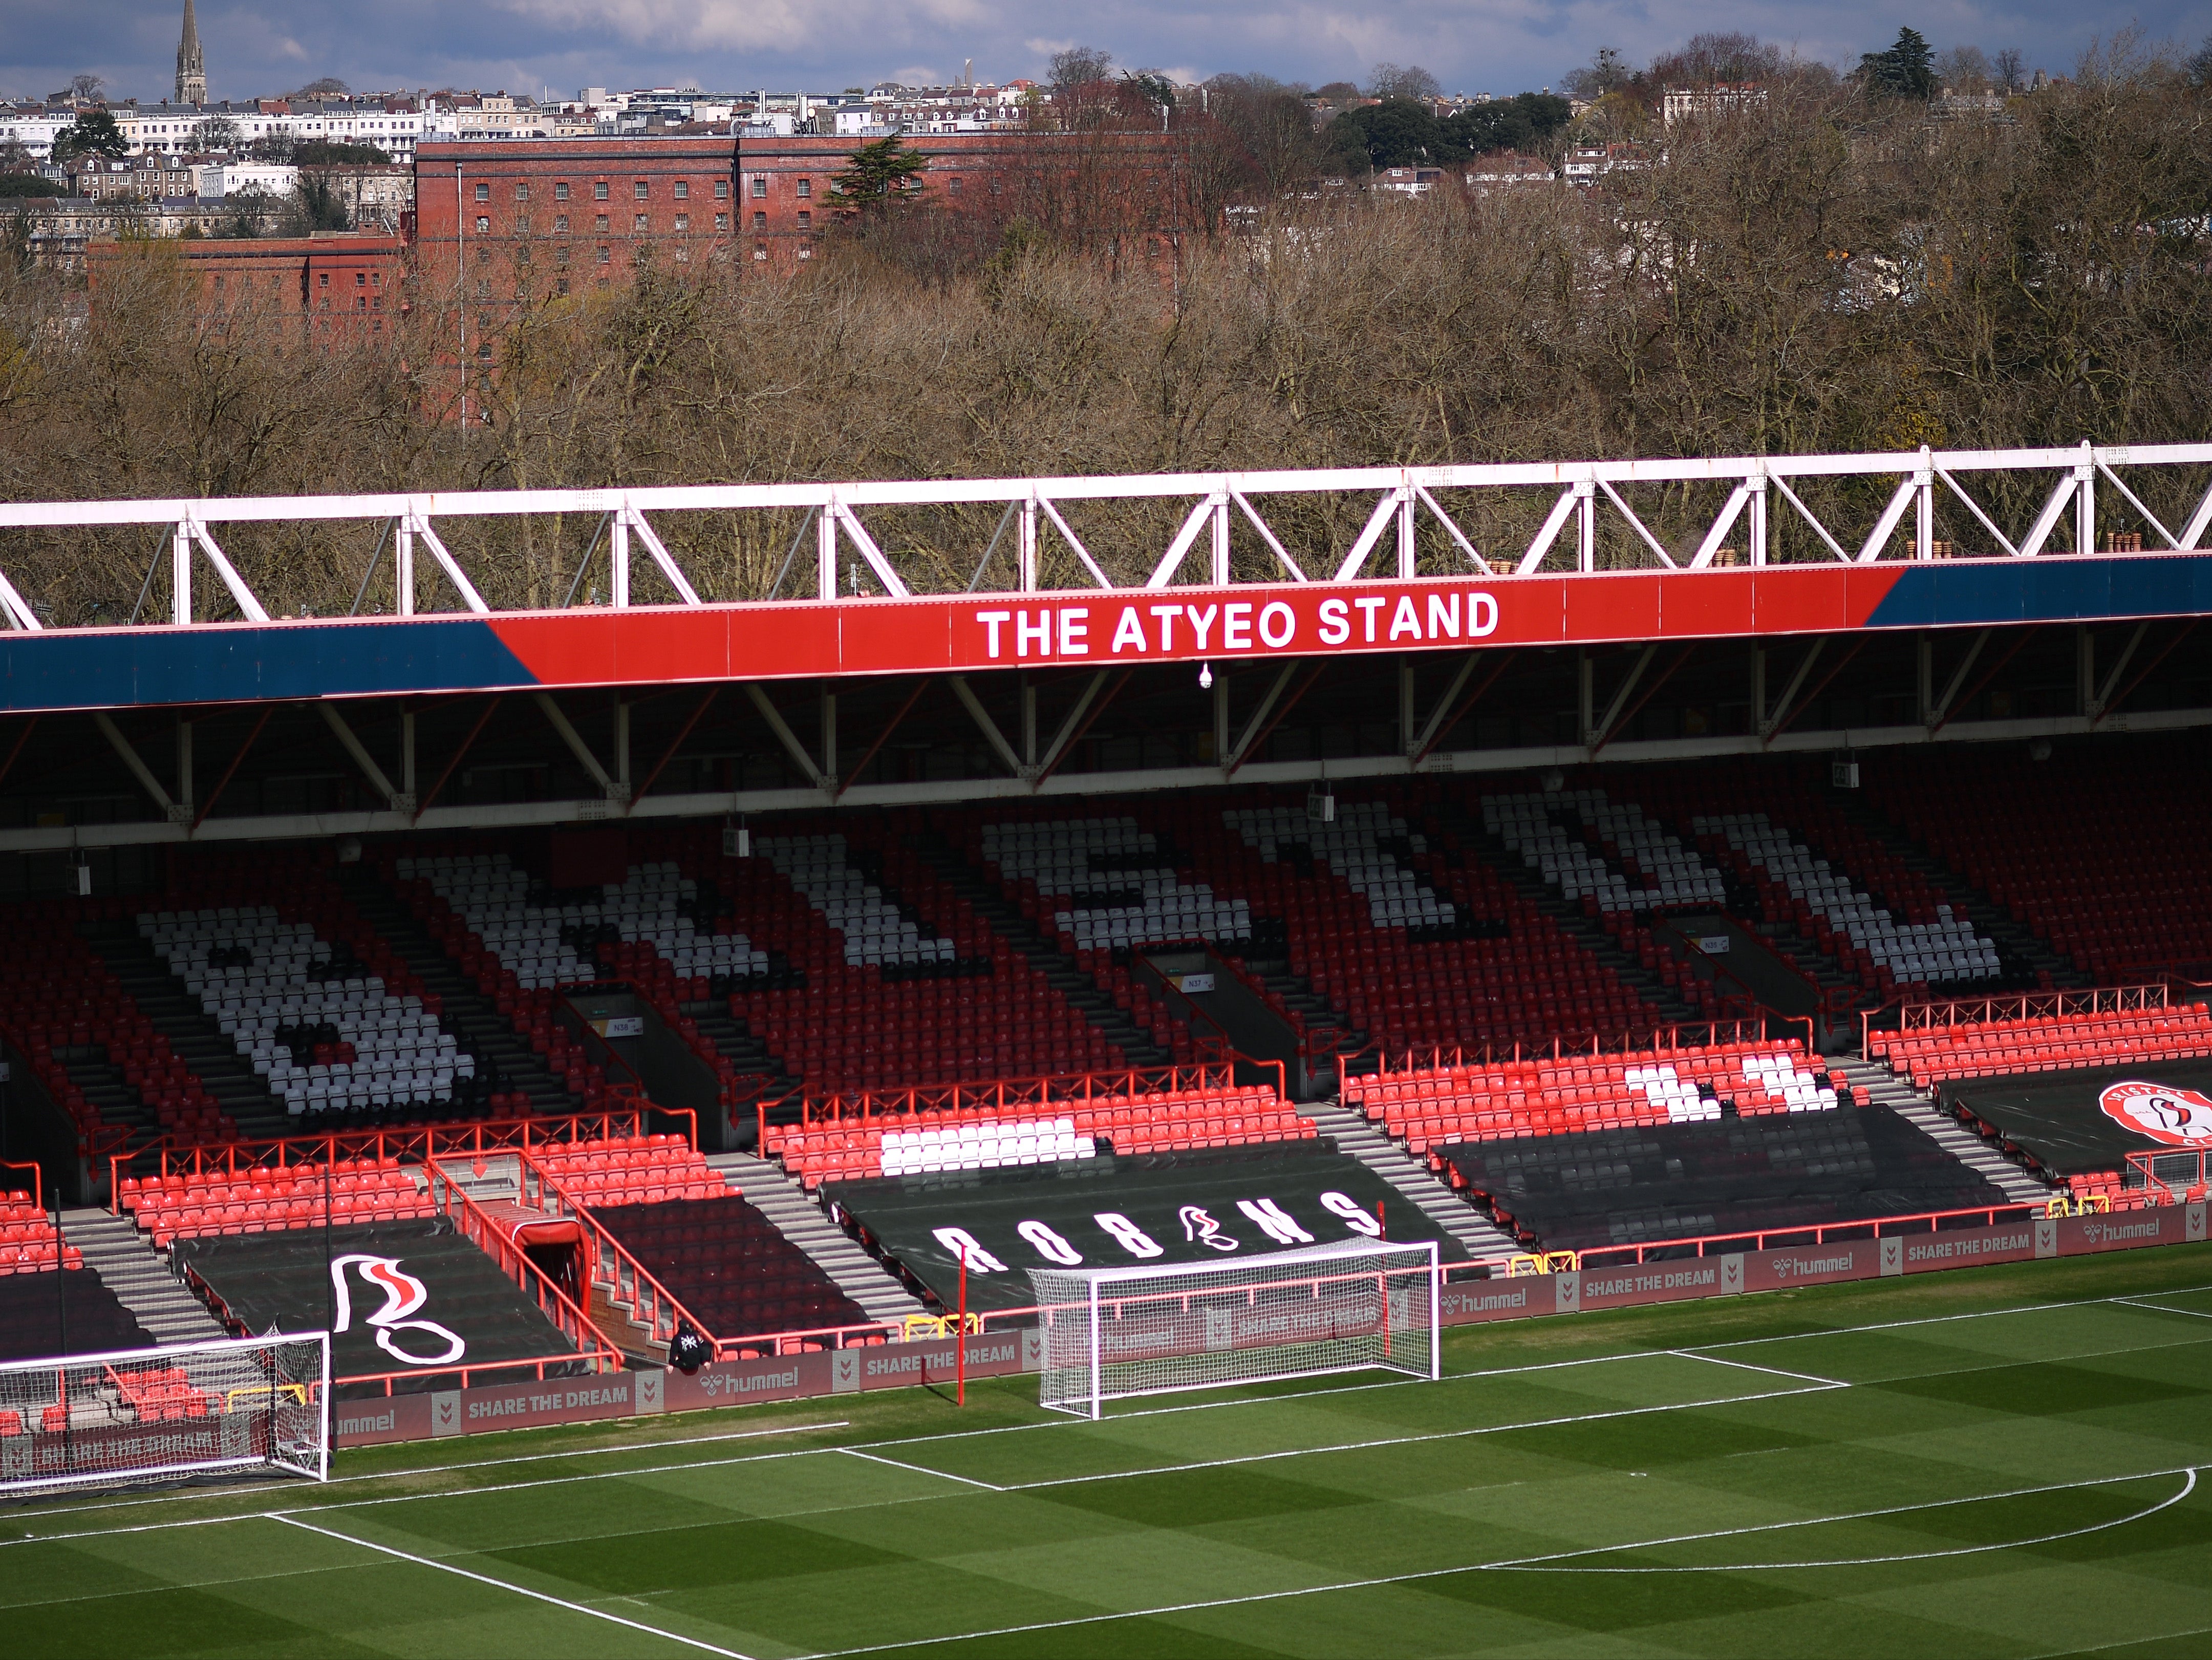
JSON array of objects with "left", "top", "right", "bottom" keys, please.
[
  {"left": 86, "top": 232, "right": 404, "bottom": 340},
  {"left": 412, "top": 136, "right": 740, "bottom": 367},
  {"left": 736, "top": 129, "right": 1202, "bottom": 271}
]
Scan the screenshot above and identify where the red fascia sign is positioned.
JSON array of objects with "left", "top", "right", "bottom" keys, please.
[{"left": 496, "top": 565, "right": 1895, "bottom": 690}]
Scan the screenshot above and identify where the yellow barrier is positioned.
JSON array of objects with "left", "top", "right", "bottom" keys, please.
[
  {"left": 2043, "top": 1194, "right": 2112, "bottom": 1218},
  {"left": 1506, "top": 1251, "right": 1579, "bottom": 1278},
  {"left": 223, "top": 1382, "right": 311, "bottom": 1412},
  {"left": 900, "top": 1312, "right": 984, "bottom": 1340}
]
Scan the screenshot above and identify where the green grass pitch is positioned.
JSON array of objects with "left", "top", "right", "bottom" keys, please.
[{"left": 9, "top": 1244, "right": 2212, "bottom": 1658}]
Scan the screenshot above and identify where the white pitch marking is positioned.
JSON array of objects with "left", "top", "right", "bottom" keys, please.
[
  {"left": 792, "top": 1465, "right": 2209, "bottom": 1658},
  {"left": 1669, "top": 1350, "right": 1849, "bottom": 1388},
  {"left": 837, "top": 1449, "right": 1003, "bottom": 1492},
  {"left": 8, "top": 1420, "right": 853, "bottom": 1525},
  {"left": 2114, "top": 1296, "right": 2212, "bottom": 1322},
  {"left": 1694, "top": 1279, "right": 2212, "bottom": 1352},
  {"left": 1000, "top": 1381, "right": 1840, "bottom": 1493},
  {"left": 269, "top": 1513, "right": 760, "bottom": 1659}
]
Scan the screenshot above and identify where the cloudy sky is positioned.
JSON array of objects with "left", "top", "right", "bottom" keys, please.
[{"left": 4, "top": 0, "right": 2204, "bottom": 107}]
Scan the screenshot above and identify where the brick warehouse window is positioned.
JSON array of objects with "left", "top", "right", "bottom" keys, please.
[
  {"left": 514, "top": 182, "right": 528, "bottom": 201},
  {"left": 554, "top": 181, "right": 569, "bottom": 200},
  {"left": 475, "top": 216, "right": 489, "bottom": 233},
  {"left": 595, "top": 214, "right": 609, "bottom": 231},
  {"left": 554, "top": 214, "right": 568, "bottom": 233},
  {"left": 634, "top": 179, "right": 649, "bottom": 199},
  {"left": 752, "top": 210, "right": 765, "bottom": 231},
  {"left": 593, "top": 180, "right": 609, "bottom": 199},
  {"left": 673, "top": 180, "right": 688, "bottom": 200},
  {"left": 715, "top": 178, "right": 729, "bottom": 198},
  {"left": 714, "top": 212, "right": 728, "bottom": 231},
  {"left": 475, "top": 181, "right": 489, "bottom": 201},
  {"left": 797, "top": 210, "right": 810, "bottom": 229},
  {"left": 754, "top": 242, "right": 767, "bottom": 260},
  {"left": 597, "top": 246, "right": 610, "bottom": 264},
  {"left": 949, "top": 174, "right": 962, "bottom": 195},
  {"left": 674, "top": 213, "right": 689, "bottom": 231},
  {"left": 750, "top": 176, "right": 766, "bottom": 198},
  {"left": 634, "top": 214, "right": 649, "bottom": 231},
  {"left": 795, "top": 178, "right": 810, "bottom": 198}
]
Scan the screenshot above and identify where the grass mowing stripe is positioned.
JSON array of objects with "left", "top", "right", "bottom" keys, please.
[
  {"left": 1694, "top": 1279, "right": 2212, "bottom": 1351},
  {"left": 837, "top": 1450, "right": 1004, "bottom": 1492},
  {"left": 998, "top": 1381, "right": 1842, "bottom": 1492},
  {"left": 8, "top": 1420, "right": 854, "bottom": 1526},
  {"left": 268, "top": 1513, "right": 762, "bottom": 1658},
  {"left": 2115, "top": 1297, "right": 2212, "bottom": 1322},
  {"left": 1510, "top": 1468, "right": 2202, "bottom": 1572},
  {"left": 1667, "top": 1350, "right": 1849, "bottom": 1387},
  {"left": 791, "top": 1463, "right": 2209, "bottom": 1658}
]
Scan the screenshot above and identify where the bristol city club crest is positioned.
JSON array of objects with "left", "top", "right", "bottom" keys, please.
[{"left": 2099, "top": 1080, "right": 2212, "bottom": 1148}]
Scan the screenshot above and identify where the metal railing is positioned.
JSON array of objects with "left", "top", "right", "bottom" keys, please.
[
  {"left": 1338, "top": 1019, "right": 1782, "bottom": 1098},
  {"left": 421, "top": 1157, "right": 623, "bottom": 1377},
  {"left": 778, "top": 1059, "right": 1243, "bottom": 1138},
  {"left": 500, "top": 1148, "right": 715, "bottom": 1352},
  {"left": 1862, "top": 982, "right": 2178, "bottom": 1057},
  {"left": 2, "top": 440, "right": 2205, "bottom": 629}
]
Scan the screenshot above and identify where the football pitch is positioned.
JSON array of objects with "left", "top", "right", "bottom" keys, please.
[{"left": 9, "top": 1246, "right": 2212, "bottom": 1658}]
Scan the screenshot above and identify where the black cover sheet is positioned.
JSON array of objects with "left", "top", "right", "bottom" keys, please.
[
  {"left": 831, "top": 1142, "right": 1464, "bottom": 1313},
  {"left": 1939, "top": 1059, "right": 2212, "bottom": 1176},
  {"left": 0, "top": 1270, "right": 157, "bottom": 1364},
  {"left": 176, "top": 1220, "right": 580, "bottom": 1389},
  {"left": 1440, "top": 1105, "right": 2009, "bottom": 1251},
  {"left": 591, "top": 1195, "right": 870, "bottom": 1339}
]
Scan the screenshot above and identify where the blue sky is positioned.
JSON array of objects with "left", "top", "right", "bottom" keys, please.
[{"left": 4, "top": 0, "right": 2204, "bottom": 106}]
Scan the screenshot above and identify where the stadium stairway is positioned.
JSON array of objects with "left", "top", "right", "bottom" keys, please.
[
  {"left": 83, "top": 920, "right": 290, "bottom": 1142},
  {"left": 332, "top": 866, "right": 572, "bottom": 1114},
  {"left": 906, "top": 830, "right": 1174, "bottom": 1069},
  {"left": 1298, "top": 1103, "right": 1519, "bottom": 1261},
  {"left": 1239, "top": 952, "right": 1369, "bottom": 1084},
  {"left": 678, "top": 999, "right": 801, "bottom": 1116},
  {"left": 1437, "top": 800, "right": 1702, "bottom": 1029},
  {"left": 1829, "top": 1058, "right": 2053, "bottom": 1204},
  {"left": 1832, "top": 795, "right": 2080, "bottom": 989},
  {"left": 703, "top": 1151, "right": 927, "bottom": 1325},
  {"left": 49, "top": 1041, "right": 162, "bottom": 1162},
  {"left": 61, "top": 1207, "right": 228, "bottom": 1346}
]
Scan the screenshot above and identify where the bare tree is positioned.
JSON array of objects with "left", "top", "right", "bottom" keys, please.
[
  {"left": 1994, "top": 48, "right": 2027, "bottom": 91},
  {"left": 70, "top": 73, "right": 105, "bottom": 103},
  {"left": 1049, "top": 47, "right": 1114, "bottom": 91},
  {"left": 1935, "top": 46, "right": 1993, "bottom": 91},
  {"left": 1367, "top": 63, "right": 1442, "bottom": 101}
]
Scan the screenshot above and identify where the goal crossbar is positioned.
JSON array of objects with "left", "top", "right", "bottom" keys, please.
[
  {"left": 0, "top": 1330, "right": 331, "bottom": 1498},
  {"left": 1028, "top": 1240, "right": 1440, "bottom": 1419}
]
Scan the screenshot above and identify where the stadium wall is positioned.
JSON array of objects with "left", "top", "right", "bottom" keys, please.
[{"left": 330, "top": 1203, "right": 2205, "bottom": 1446}]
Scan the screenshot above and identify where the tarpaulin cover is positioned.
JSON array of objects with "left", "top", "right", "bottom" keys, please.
[
  {"left": 0, "top": 1270, "right": 156, "bottom": 1364},
  {"left": 1939, "top": 1059, "right": 2212, "bottom": 1176},
  {"left": 177, "top": 1220, "right": 581, "bottom": 1391},
  {"left": 1440, "top": 1105, "right": 2007, "bottom": 1251},
  {"left": 830, "top": 1143, "right": 1464, "bottom": 1312}
]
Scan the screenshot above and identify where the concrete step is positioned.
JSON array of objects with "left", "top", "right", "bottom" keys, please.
[
  {"left": 60, "top": 1208, "right": 229, "bottom": 1346},
  {"left": 1833, "top": 1060, "right": 2054, "bottom": 1204},
  {"left": 1300, "top": 1105, "right": 1520, "bottom": 1263},
  {"left": 705, "top": 1152, "right": 928, "bottom": 1324}
]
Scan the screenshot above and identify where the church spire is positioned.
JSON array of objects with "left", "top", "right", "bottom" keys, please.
[{"left": 176, "top": 0, "right": 206, "bottom": 107}]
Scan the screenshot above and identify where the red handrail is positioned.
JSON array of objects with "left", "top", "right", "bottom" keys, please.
[
  {"left": 782, "top": 1059, "right": 1243, "bottom": 1137},
  {"left": 1860, "top": 982, "right": 2179, "bottom": 1059},
  {"left": 500, "top": 1148, "right": 716, "bottom": 1353},
  {"left": 109, "top": 1108, "right": 653, "bottom": 1211},
  {"left": 335, "top": 1353, "right": 616, "bottom": 1396},
  {"left": 0, "top": 1159, "right": 40, "bottom": 1215},
  {"left": 423, "top": 1159, "right": 624, "bottom": 1373}
]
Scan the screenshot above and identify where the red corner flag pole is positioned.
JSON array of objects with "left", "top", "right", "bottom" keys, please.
[{"left": 956, "top": 1249, "right": 969, "bottom": 1408}]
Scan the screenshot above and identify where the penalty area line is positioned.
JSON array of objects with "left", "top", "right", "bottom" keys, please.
[
  {"left": 792, "top": 1464, "right": 2206, "bottom": 1658},
  {"left": 1669, "top": 1350, "right": 1849, "bottom": 1388},
  {"left": 839, "top": 1449, "right": 1004, "bottom": 1492},
  {"left": 268, "top": 1512, "right": 760, "bottom": 1658}
]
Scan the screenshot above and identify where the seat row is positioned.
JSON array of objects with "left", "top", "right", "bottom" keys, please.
[
  {"left": 1348, "top": 1041, "right": 1849, "bottom": 1155},
  {"left": 120, "top": 1160, "right": 432, "bottom": 1247},
  {"left": 1870, "top": 1005, "right": 2212, "bottom": 1088},
  {"left": 765, "top": 1085, "right": 1312, "bottom": 1188}
]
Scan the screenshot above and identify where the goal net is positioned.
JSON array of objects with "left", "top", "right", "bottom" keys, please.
[
  {"left": 1028, "top": 1240, "right": 1440, "bottom": 1419},
  {"left": 0, "top": 1332, "right": 330, "bottom": 1498}
]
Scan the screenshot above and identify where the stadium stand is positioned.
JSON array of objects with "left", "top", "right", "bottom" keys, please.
[
  {"left": 1865, "top": 740, "right": 2212, "bottom": 982},
  {"left": 765, "top": 1077, "right": 1314, "bottom": 1188},
  {"left": 828, "top": 1139, "right": 1463, "bottom": 1313},
  {"left": 585, "top": 1195, "right": 872, "bottom": 1345},
  {"left": 529, "top": 1132, "right": 731, "bottom": 1205},
  {"left": 1869, "top": 1002, "right": 2212, "bottom": 1089},
  {"left": 943, "top": 792, "right": 1662, "bottom": 1062},
  {"left": 1347, "top": 1036, "right": 1852, "bottom": 1157},
  {"left": 175, "top": 1219, "right": 592, "bottom": 1389},
  {"left": 119, "top": 1159, "right": 435, "bottom": 1249},
  {"left": 0, "top": 1189, "right": 81, "bottom": 1274},
  {"left": 1437, "top": 1105, "right": 2016, "bottom": 1252}
]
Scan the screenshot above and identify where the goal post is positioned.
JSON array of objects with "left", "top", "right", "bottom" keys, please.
[
  {"left": 1028, "top": 1240, "right": 1441, "bottom": 1419},
  {"left": 0, "top": 1331, "right": 330, "bottom": 1498}
]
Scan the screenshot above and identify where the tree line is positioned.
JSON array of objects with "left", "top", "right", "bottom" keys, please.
[{"left": 0, "top": 38, "right": 2203, "bottom": 623}]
